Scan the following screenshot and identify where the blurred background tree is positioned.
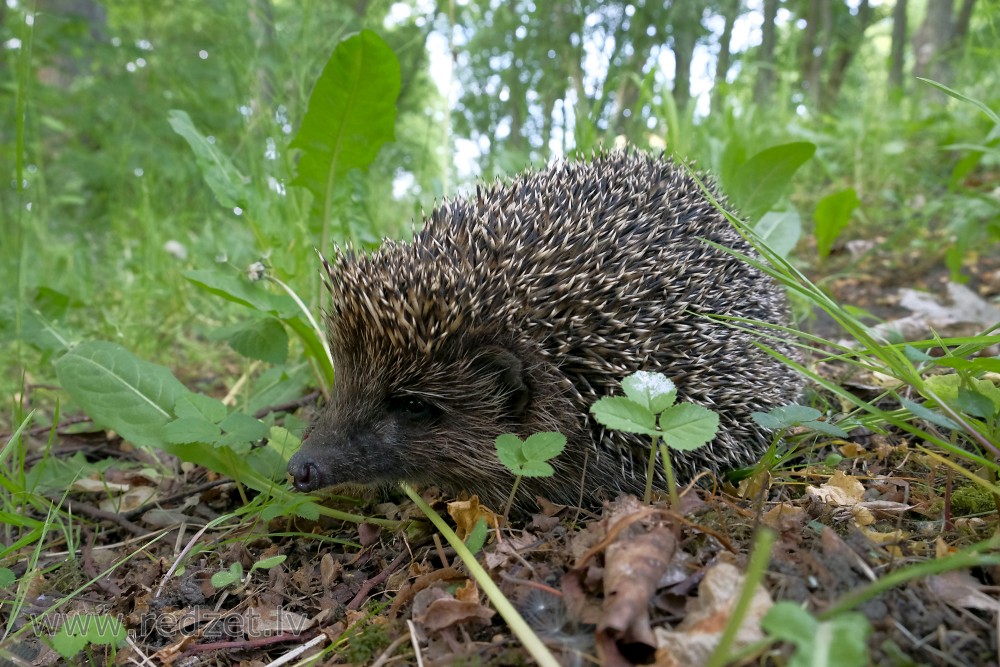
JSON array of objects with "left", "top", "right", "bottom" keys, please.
[{"left": 2, "top": 0, "right": 998, "bottom": 389}]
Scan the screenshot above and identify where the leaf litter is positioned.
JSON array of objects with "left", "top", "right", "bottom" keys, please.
[{"left": 3, "top": 410, "right": 998, "bottom": 667}]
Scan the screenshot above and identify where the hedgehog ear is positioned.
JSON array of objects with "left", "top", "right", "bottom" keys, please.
[{"left": 476, "top": 347, "right": 530, "bottom": 417}]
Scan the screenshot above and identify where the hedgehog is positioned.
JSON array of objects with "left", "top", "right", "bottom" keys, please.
[{"left": 288, "top": 151, "right": 802, "bottom": 512}]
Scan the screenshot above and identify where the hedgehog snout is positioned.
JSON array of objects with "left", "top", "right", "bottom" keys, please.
[{"left": 288, "top": 450, "right": 324, "bottom": 492}]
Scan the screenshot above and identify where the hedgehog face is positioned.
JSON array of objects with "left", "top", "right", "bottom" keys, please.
[{"left": 287, "top": 344, "right": 532, "bottom": 496}]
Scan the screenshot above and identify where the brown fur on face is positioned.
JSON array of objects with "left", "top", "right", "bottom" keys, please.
[{"left": 288, "top": 151, "right": 802, "bottom": 511}]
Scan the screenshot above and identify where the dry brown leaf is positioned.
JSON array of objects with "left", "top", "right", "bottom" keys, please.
[
  {"left": 926, "top": 571, "right": 1000, "bottom": 612},
  {"left": 761, "top": 503, "right": 807, "bottom": 532},
  {"left": 70, "top": 478, "right": 130, "bottom": 494},
  {"left": 654, "top": 560, "right": 772, "bottom": 667},
  {"left": 320, "top": 553, "right": 341, "bottom": 588},
  {"left": 858, "top": 525, "right": 906, "bottom": 545},
  {"left": 736, "top": 469, "right": 771, "bottom": 500},
  {"left": 806, "top": 470, "right": 865, "bottom": 506},
  {"left": 838, "top": 442, "right": 867, "bottom": 458},
  {"left": 241, "top": 605, "right": 312, "bottom": 636},
  {"left": 99, "top": 485, "right": 156, "bottom": 513},
  {"left": 851, "top": 505, "right": 875, "bottom": 526},
  {"left": 413, "top": 583, "right": 495, "bottom": 632},
  {"left": 448, "top": 496, "right": 499, "bottom": 539},
  {"left": 597, "top": 526, "right": 676, "bottom": 656}
]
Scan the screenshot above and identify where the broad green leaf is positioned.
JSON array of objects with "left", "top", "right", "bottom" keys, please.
[
  {"left": 956, "top": 387, "right": 997, "bottom": 419},
  {"left": 50, "top": 630, "right": 89, "bottom": 661},
  {"left": 50, "top": 614, "right": 126, "bottom": 660},
  {"left": 761, "top": 601, "right": 817, "bottom": 645},
  {"left": 174, "top": 393, "right": 228, "bottom": 422},
  {"left": 495, "top": 434, "right": 526, "bottom": 471},
  {"left": 54, "top": 341, "right": 189, "bottom": 447},
  {"left": 903, "top": 345, "right": 934, "bottom": 363},
  {"left": 184, "top": 269, "right": 298, "bottom": 317},
  {"left": 167, "top": 109, "right": 249, "bottom": 209},
  {"left": 163, "top": 417, "right": 221, "bottom": 444},
  {"left": 247, "top": 366, "right": 312, "bottom": 416},
  {"left": 899, "top": 397, "right": 960, "bottom": 431},
  {"left": 590, "top": 396, "right": 657, "bottom": 435},
  {"left": 13, "top": 306, "right": 73, "bottom": 354},
  {"left": 763, "top": 602, "right": 871, "bottom": 667},
  {"left": 814, "top": 188, "right": 861, "bottom": 258},
  {"left": 732, "top": 142, "right": 816, "bottom": 221},
  {"left": 925, "top": 374, "right": 1000, "bottom": 410},
  {"left": 518, "top": 460, "right": 556, "bottom": 478},
  {"left": 521, "top": 432, "right": 567, "bottom": 462},
  {"left": 752, "top": 405, "right": 822, "bottom": 430},
  {"left": 622, "top": 371, "right": 676, "bottom": 414},
  {"left": 290, "top": 30, "right": 401, "bottom": 218},
  {"left": 465, "top": 517, "right": 489, "bottom": 556},
  {"left": 251, "top": 555, "right": 287, "bottom": 572},
  {"left": 658, "top": 403, "right": 719, "bottom": 451},
  {"left": 267, "top": 425, "right": 302, "bottom": 463},
  {"left": 219, "top": 411, "right": 269, "bottom": 442},
  {"left": 227, "top": 317, "right": 289, "bottom": 364},
  {"left": 802, "top": 420, "right": 850, "bottom": 438},
  {"left": 752, "top": 209, "right": 801, "bottom": 258},
  {"left": 211, "top": 562, "right": 243, "bottom": 589}
]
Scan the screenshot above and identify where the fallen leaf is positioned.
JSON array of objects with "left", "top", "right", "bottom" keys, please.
[
  {"left": 926, "top": 571, "right": 1000, "bottom": 612},
  {"left": 761, "top": 503, "right": 807, "bottom": 532},
  {"left": 598, "top": 526, "right": 677, "bottom": 659},
  {"left": 805, "top": 470, "right": 865, "bottom": 506},
  {"left": 448, "top": 496, "right": 499, "bottom": 539},
  {"left": 654, "top": 560, "right": 773, "bottom": 667}
]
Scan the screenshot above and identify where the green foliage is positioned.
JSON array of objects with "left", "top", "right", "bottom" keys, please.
[
  {"left": 211, "top": 554, "right": 287, "bottom": 590},
  {"left": 464, "top": 517, "right": 490, "bottom": 556},
  {"left": 752, "top": 405, "right": 849, "bottom": 438},
  {"left": 290, "top": 30, "right": 401, "bottom": 233},
  {"left": 48, "top": 614, "right": 126, "bottom": 661},
  {"left": 495, "top": 432, "right": 567, "bottom": 518},
  {"left": 167, "top": 110, "right": 250, "bottom": 210},
  {"left": 183, "top": 267, "right": 333, "bottom": 390},
  {"left": 814, "top": 188, "right": 861, "bottom": 259},
  {"left": 211, "top": 562, "right": 244, "bottom": 590},
  {"left": 53, "top": 341, "right": 290, "bottom": 491},
  {"left": 754, "top": 210, "right": 802, "bottom": 258},
  {"left": 591, "top": 371, "right": 719, "bottom": 507},
  {"left": 761, "top": 602, "right": 871, "bottom": 667},
  {"left": 728, "top": 142, "right": 817, "bottom": 222},
  {"left": 54, "top": 341, "right": 188, "bottom": 448},
  {"left": 495, "top": 432, "right": 567, "bottom": 478}
]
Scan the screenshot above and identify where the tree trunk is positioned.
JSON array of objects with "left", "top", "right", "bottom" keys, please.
[
  {"left": 809, "top": 0, "right": 833, "bottom": 108},
  {"left": 953, "top": 0, "right": 976, "bottom": 45},
  {"left": 798, "top": 0, "right": 820, "bottom": 95},
  {"left": 888, "top": 0, "right": 908, "bottom": 93},
  {"left": 753, "top": 0, "right": 779, "bottom": 106},
  {"left": 824, "top": 0, "right": 872, "bottom": 109},
  {"left": 672, "top": 2, "right": 700, "bottom": 114},
  {"left": 912, "top": 0, "right": 954, "bottom": 83},
  {"left": 712, "top": 0, "right": 741, "bottom": 112}
]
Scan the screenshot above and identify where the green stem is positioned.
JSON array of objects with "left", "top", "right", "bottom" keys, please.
[
  {"left": 402, "top": 483, "right": 560, "bottom": 667},
  {"left": 658, "top": 440, "right": 681, "bottom": 510},
  {"left": 643, "top": 433, "right": 657, "bottom": 504},
  {"left": 503, "top": 475, "right": 522, "bottom": 522}
]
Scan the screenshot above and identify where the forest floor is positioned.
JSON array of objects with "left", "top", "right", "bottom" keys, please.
[{"left": 5, "top": 242, "right": 1000, "bottom": 667}]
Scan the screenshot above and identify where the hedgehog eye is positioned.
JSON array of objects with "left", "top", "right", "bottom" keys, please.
[{"left": 387, "top": 395, "right": 437, "bottom": 420}]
